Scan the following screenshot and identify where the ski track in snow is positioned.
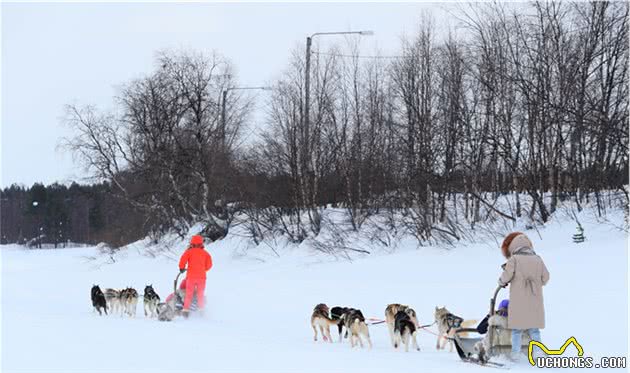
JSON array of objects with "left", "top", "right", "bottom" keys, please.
[{"left": 1, "top": 214, "right": 627, "bottom": 372}]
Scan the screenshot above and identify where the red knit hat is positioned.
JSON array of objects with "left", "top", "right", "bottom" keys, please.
[{"left": 190, "top": 235, "right": 204, "bottom": 246}]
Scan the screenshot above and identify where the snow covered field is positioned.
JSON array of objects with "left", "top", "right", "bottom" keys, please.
[{"left": 1, "top": 211, "right": 628, "bottom": 372}]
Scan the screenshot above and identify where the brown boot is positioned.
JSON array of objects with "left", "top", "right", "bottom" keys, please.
[{"left": 182, "top": 310, "right": 190, "bottom": 319}]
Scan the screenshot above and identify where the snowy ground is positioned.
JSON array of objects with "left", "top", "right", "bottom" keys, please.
[{"left": 1, "top": 211, "right": 628, "bottom": 372}]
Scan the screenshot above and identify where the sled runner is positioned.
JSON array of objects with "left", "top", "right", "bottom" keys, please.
[{"left": 451, "top": 285, "right": 531, "bottom": 365}]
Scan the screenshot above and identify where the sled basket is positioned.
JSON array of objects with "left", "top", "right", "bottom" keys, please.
[{"left": 452, "top": 328, "right": 483, "bottom": 360}]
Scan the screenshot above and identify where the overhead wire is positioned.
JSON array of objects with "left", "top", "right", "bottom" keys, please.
[{"left": 311, "top": 50, "right": 409, "bottom": 59}]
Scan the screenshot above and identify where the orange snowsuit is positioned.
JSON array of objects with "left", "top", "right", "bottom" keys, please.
[
  {"left": 178, "top": 246, "right": 213, "bottom": 279},
  {"left": 178, "top": 235, "right": 213, "bottom": 311}
]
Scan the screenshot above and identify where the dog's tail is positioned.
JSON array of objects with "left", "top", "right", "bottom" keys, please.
[{"left": 408, "top": 324, "right": 418, "bottom": 338}]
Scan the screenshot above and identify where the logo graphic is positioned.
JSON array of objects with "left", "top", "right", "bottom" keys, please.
[{"left": 528, "top": 337, "right": 584, "bottom": 366}]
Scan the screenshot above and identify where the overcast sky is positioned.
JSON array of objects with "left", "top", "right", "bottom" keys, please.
[{"left": 1, "top": 1, "right": 461, "bottom": 188}]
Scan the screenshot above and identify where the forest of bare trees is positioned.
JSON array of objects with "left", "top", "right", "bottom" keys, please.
[
  {"left": 245, "top": 2, "right": 628, "bottom": 245},
  {"left": 2, "top": 2, "right": 627, "bottom": 248}
]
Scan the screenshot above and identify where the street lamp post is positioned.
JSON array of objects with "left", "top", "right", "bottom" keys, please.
[
  {"left": 304, "top": 30, "right": 373, "bottom": 137},
  {"left": 221, "top": 86, "right": 270, "bottom": 148}
]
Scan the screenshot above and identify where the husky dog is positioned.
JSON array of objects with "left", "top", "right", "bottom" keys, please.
[
  {"left": 435, "top": 306, "right": 475, "bottom": 351},
  {"left": 143, "top": 285, "right": 160, "bottom": 318},
  {"left": 91, "top": 285, "right": 108, "bottom": 315},
  {"left": 341, "top": 309, "right": 372, "bottom": 349},
  {"left": 330, "top": 306, "right": 354, "bottom": 342},
  {"left": 120, "top": 287, "right": 139, "bottom": 317},
  {"left": 104, "top": 288, "right": 121, "bottom": 315},
  {"left": 393, "top": 311, "right": 420, "bottom": 352},
  {"left": 310, "top": 303, "right": 338, "bottom": 343},
  {"left": 385, "top": 304, "right": 419, "bottom": 348}
]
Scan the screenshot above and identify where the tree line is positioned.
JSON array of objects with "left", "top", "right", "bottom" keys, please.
[
  {"left": 1, "top": 183, "right": 146, "bottom": 246},
  {"left": 2, "top": 2, "right": 627, "bottom": 248}
]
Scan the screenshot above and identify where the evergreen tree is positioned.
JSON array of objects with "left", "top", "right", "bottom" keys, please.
[{"left": 573, "top": 223, "right": 586, "bottom": 243}]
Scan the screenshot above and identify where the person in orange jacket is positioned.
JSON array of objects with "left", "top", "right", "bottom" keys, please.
[{"left": 178, "top": 235, "right": 212, "bottom": 316}]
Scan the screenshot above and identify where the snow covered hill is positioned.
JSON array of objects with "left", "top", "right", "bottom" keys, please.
[{"left": 1, "top": 210, "right": 627, "bottom": 372}]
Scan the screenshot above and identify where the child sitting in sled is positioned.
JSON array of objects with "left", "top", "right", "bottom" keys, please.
[{"left": 476, "top": 299, "right": 509, "bottom": 335}]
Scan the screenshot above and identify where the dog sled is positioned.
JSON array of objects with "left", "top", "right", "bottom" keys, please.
[
  {"left": 451, "top": 286, "right": 531, "bottom": 367},
  {"left": 172, "top": 271, "right": 203, "bottom": 312},
  {"left": 157, "top": 271, "right": 204, "bottom": 321}
]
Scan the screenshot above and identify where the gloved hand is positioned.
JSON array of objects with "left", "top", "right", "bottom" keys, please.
[{"left": 180, "top": 268, "right": 186, "bottom": 274}]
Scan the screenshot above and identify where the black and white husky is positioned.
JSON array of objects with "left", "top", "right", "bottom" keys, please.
[
  {"left": 91, "top": 285, "right": 108, "bottom": 315},
  {"left": 143, "top": 285, "right": 160, "bottom": 318},
  {"left": 330, "top": 306, "right": 356, "bottom": 342},
  {"left": 340, "top": 309, "right": 372, "bottom": 349},
  {"left": 393, "top": 311, "right": 420, "bottom": 352},
  {"left": 385, "top": 304, "right": 420, "bottom": 349}
]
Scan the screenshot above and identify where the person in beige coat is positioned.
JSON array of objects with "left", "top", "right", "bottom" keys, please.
[{"left": 498, "top": 232, "right": 550, "bottom": 358}]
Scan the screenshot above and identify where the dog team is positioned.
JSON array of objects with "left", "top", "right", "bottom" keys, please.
[
  {"left": 311, "top": 303, "right": 476, "bottom": 351},
  {"left": 91, "top": 284, "right": 161, "bottom": 318},
  {"left": 90, "top": 234, "right": 213, "bottom": 321}
]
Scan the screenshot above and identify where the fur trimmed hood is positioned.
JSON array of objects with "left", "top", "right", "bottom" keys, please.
[{"left": 501, "top": 232, "right": 534, "bottom": 259}]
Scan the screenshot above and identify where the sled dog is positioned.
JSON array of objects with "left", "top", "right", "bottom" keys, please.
[
  {"left": 143, "top": 285, "right": 160, "bottom": 318},
  {"left": 385, "top": 304, "right": 419, "bottom": 347},
  {"left": 341, "top": 309, "right": 372, "bottom": 349},
  {"left": 393, "top": 311, "right": 420, "bottom": 352},
  {"left": 104, "top": 288, "right": 121, "bottom": 315},
  {"left": 120, "top": 287, "right": 139, "bottom": 317},
  {"left": 310, "top": 303, "right": 338, "bottom": 343},
  {"left": 434, "top": 306, "right": 476, "bottom": 351},
  {"left": 331, "top": 306, "right": 356, "bottom": 342},
  {"left": 91, "top": 285, "right": 108, "bottom": 316}
]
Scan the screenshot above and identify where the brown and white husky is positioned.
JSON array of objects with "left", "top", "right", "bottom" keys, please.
[
  {"left": 310, "top": 303, "right": 338, "bottom": 343},
  {"left": 120, "top": 287, "right": 139, "bottom": 317}
]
